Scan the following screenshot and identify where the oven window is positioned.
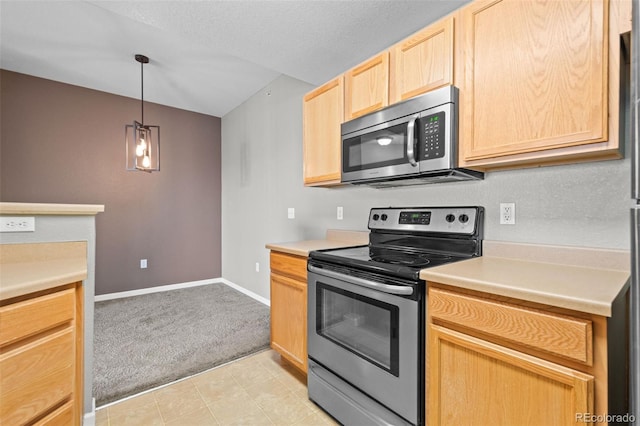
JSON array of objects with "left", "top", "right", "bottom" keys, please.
[
  {"left": 343, "top": 122, "right": 410, "bottom": 173},
  {"left": 316, "top": 282, "right": 399, "bottom": 376}
]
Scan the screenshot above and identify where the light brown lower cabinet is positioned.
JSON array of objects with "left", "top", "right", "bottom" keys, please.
[
  {"left": 0, "top": 283, "right": 83, "bottom": 426},
  {"left": 427, "top": 284, "right": 627, "bottom": 426},
  {"left": 269, "top": 251, "right": 308, "bottom": 373},
  {"left": 429, "top": 324, "right": 594, "bottom": 425}
]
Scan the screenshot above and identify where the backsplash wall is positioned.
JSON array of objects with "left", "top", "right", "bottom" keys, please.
[{"left": 221, "top": 75, "right": 631, "bottom": 301}]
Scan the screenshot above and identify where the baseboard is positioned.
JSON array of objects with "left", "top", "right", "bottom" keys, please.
[
  {"left": 83, "top": 398, "right": 96, "bottom": 426},
  {"left": 94, "top": 278, "right": 270, "bottom": 307},
  {"left": 218, "top": 278, "right": 270, "bottom": 307}
]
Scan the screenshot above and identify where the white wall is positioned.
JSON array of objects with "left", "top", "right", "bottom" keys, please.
[{"left": 222, "top": 75, "right": 631, "bottom": 300}]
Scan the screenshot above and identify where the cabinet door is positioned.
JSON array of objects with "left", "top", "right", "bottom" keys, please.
[
  {"left": 459, "top": 0, "right": 609, "bottom": 165},
  {"left": 344, "top": 52, "right": 389, "bottom": 120},
  {"left": 428, "top": 324, "right": 594, "bottom": 426},
  {"left": 390, "top": 16, "right": 454, "bottom": 103},
  {"left": 270, "top": 273, "right": 307, "bottom": 373},
  {"left": 303, "top": 77, "right": 343, "bottom": 186}
]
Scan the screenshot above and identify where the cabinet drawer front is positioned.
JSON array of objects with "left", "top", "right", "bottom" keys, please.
[
  {"left": 270, "top": 252, "right": 307, "bottom": 281},
  {"left": 33, "top": 400, "right": 74, "bottom": 426},
  {"left": 0, "top": 288, "right": 75, "bottom": 346},
  {"left": 429, "top": 288, "right": 593, "bottom": 365},
  {"left": 0, "top": 329, "right": 74, "bottom": 424},
  {"left": 1, "top": 328, "right": 75, "bottom": 393}
]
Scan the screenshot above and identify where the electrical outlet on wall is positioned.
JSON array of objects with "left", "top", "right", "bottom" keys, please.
[
  {"left": 500, "top": 203, "right": 516, "bottom": 225},
  {"left": 337, "top": 206, "right": 344, "bottom": 220},
  {"left": 288, "top": 208, "right": 295, "bottom": 219},
  {"left": 140, "top": 259, "right": 148, "bottom": 269},
  {"left": 0, "top": 216, "right": 35, "bottom": 232}
]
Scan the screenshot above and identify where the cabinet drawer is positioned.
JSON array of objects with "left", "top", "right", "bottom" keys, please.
[
  {"left": 429, "top": 288, "right": 593, "bottom": 365},
  {"left": 34, "top": 400, "right": 74, "bottom": 426},
  {"left": 0, "top": 288, "right": 75, "bottom": 346},
  {"left": 270, "top": 252, "right": 307, "bottom": 281},
  {"left": 1, "top": 328, "right": 75, "bottom": 392},
  {"left": 0, "top": 329, "right": 75, "bottom": 424}
]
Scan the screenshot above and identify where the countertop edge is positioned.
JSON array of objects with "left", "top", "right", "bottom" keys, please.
[
  {"left": 266, "top": 230, "right": 369, "bottom": 257},
  {"left": 0, "top": 259, "right": 87, "bottom": 301},
  {"left": 1, "top": 242, "right": 89, "bottom": 301},
  {"left": 421, "top": 257, "right": 630, "bottom": 317},
  {"left": 0, "top": 202, "right": 105, "bottom": 215}
]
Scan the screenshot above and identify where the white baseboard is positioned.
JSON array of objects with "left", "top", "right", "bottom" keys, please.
[
  {"left": 218, "top": 278, "right": 270, "bottom": 306},
  {"left": 94, "top": 278, "right": 270, "bottom": 307},
  {"left": 83, "top": 398, "right": 96, "bottom": 426}
]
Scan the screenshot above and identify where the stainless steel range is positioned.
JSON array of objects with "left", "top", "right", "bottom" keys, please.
[{"left": 307, "top": 206, "right": 484, "bottom": 426}]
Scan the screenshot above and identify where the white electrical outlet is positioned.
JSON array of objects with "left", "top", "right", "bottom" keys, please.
[
  {"left": 255, "top": 262, "right": 260, "bottom": 272},
  {"left": 140, "top": 259, "right": 148, "bottom": 269},
  {"left": 288, "top": 207, "right": 295, "bottom": 219},
  {"left": 500, "top": 203, "right": 516, "bottom": 225},
  {"left": 0, "top": 216, "right": 35, "bottom": 232},
  {"left": 337, "top": 206, "right": 344, "bottom": 220}
]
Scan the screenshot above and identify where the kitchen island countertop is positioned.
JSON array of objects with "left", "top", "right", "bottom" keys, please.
[{"left": 0, "top": 241, "right": 87, "bottom": 301}]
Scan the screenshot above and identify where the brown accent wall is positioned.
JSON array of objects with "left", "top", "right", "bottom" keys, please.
[{"left": 0, "top": 70, "right": 222, "bottom": 295}]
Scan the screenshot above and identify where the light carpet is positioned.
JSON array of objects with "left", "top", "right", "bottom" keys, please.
[{"left": 93, "top": 283, "right": 270, "bottom": 407}]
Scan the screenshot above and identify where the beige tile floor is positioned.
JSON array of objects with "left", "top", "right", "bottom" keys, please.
[{"left": 95, "top": 349, "right": 339, "bottom": 425}]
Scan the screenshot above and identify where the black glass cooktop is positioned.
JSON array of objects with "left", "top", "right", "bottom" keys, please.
[{"left": 309, "top": 245, "right": 468, "bottom": 281}]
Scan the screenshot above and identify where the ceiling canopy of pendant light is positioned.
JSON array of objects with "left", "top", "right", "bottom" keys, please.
[{"left": 125, "top": 54, "right": 160, "bottom": 172}]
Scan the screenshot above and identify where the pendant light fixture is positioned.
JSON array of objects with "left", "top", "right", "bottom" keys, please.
[{"left": 125, "top": 54, "right": 160, "bottom": 172}]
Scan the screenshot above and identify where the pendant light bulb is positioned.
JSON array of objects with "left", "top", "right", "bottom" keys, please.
[
  {"left": 136, "top": 143, "right": 145, "bottom": 157},
  {"left": 142, "top": 154, "right": 151, "bottom": 168}
]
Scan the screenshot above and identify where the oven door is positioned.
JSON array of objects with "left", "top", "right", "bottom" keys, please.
[
  {"left": 307, "top": 265, "right": 421, "bottom": 424},
  {"left": 341, "top": 114, "right": 420, "bottom": 183}
]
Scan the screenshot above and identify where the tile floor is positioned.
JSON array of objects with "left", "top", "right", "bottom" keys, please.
[{"left": 95, "top": 350, "right": 339, "bottom": 425}]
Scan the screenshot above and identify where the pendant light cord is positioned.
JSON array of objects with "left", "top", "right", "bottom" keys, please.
[{"left": 140, "top": 58, "right": 144, "bottom": 125}]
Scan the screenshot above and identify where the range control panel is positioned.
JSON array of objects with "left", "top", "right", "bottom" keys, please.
[{"left": 369, "top": 207, "right": 482, "bottom": 235}]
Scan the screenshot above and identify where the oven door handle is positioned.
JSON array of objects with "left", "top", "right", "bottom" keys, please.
[{"left": 308, "top": 265, "right": 414, "bottom": 296}]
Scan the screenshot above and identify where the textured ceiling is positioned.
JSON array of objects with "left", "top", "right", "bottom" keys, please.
[{"left": 0, "top": 0, "right": 469, "bottom": 117}]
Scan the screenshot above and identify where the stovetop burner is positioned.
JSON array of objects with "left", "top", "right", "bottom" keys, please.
[
  {"left": 370, "top": 252, "right": 454, "bottom": 268},
  {"left": 309, "top": 207, "right": 484, "bottom": 281}
]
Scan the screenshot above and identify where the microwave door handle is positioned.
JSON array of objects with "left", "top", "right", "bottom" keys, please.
[{"left": 406, "top": 115, "right": 418, "bottom": 166}]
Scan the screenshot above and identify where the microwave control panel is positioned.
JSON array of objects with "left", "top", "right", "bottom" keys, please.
[{"left": 420, "top": 111, "right": 445, "bottom": 160}]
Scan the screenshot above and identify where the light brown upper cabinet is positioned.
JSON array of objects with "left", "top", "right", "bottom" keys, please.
[
  {"left": 303, "top": 76, "right": 344, "bottom": 186},
  {"left": 344, "top": 52, "right": 390, "bottom": 121},
  {"left": 390, "top": 16, "right": 454, "bottom": 104},
  {"left": 457, "top": 0, "right": 624, "bottom": 170}
]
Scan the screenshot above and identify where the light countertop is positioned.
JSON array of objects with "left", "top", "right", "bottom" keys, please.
[
  {"left": 0, "top": 242, "right": 88, "bottom": 301},
  {"left": 266, "top": 229, "right": 369, "bottom": 257},
  {"left": 0, "top": 202, "right": 105, "bottom": 215},
  {"left": 421, "top": 242, "right": 630, "bottom": 317}
]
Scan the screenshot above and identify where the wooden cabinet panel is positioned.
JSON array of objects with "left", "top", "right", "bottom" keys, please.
[
  {"left": 270, "top": 272, "right": 307, "bottom": 373},
  {"left": 0, "top": 285, "right": 81, "bottom": 426},
  {"left": 1, "top": 362, "right": 74, "bottom": 425},
  {"left": 458, "top": 0, "right": 617, "bottom": 168},
  {"left": 390, "top": 16, "right": 454, "bottom": 103},
  {"left": 1, "top": 328, "right": 74, "bottom": 392},
  {"left": 34, "top": 401, "right": 74, "bottom": 426},
  {"left": 270, "top": 251, "right": 307, "bottom": 281},
  {"left": 428, "top": 324, "right": 594, "bottom": 426},
  {"left": 344, "top": 52, "right": 389, "bottom": 120},
  {"left": 430, "top": 287, "right": 593, "bottom": 365},
  {"left": 0, "top": 288, "right": 75, "bottom": 345},
  {"left": 303, "top": 77, "right": 344, "bottom": 186}
]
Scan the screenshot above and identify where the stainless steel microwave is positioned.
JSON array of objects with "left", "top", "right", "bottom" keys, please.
[{"left": 341, "top": 85, "right": 483, "bottom": 187}]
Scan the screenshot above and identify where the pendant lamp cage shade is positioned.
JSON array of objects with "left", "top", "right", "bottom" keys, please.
[{"left": 126, "top": 54, "right": 160, "bottom": 172}]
